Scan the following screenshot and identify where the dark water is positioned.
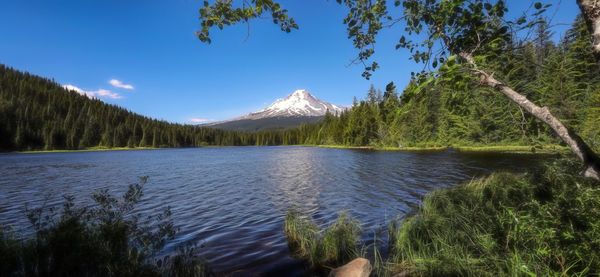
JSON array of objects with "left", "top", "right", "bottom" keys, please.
[{"left": 0, "top": 146, "right": 551, "bottom": 275}]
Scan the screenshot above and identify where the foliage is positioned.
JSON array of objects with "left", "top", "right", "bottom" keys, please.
[
  {"left": 284, "top": 210, "right": 361, "bottom": 269},
  {"left": 294, "top": 16, "right": 600, "bottom": 152},
  {"left": 197, "top": 0, "right": 297, "bottom": 43},
  {"left": 197, "top": 0, "right": 550, "bottom": 79},
  {"left": 387, "top": 159, "right": 600, "bottom": 276},
  {"left": 0, "top": 177, "right": 211, "bottom": 277}
]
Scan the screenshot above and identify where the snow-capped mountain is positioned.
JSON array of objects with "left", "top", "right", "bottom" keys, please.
[
  {"left": 207, "top": 89, "right": 344, "bottom": 131},
  {"left": 241, "top": 89, "right": 343, "bottom": 120}
]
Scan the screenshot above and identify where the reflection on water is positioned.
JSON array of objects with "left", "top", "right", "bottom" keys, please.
[
  {"left": 266, "top": 147, "right": 321, "bottom": 216},
  {"left": 0, "top": 146, "right": 552, "bottom": 275}
]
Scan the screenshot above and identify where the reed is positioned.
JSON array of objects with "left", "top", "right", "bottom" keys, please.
[{"left": 284, "top": 210, "right": 361, "bottom": 269}]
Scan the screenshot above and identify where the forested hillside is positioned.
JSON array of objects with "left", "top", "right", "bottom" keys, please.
[
  {"left": 297, "top": 17, "right": 600, "bottom": 150},
  {"left": 0, "top": 65, "right": 301, "bottom": 151}
]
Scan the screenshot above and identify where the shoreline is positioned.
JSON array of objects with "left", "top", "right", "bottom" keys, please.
[
  {"left": 11, "top": 144, "right": 569, "bottom": 154},
  {"left": 15, "top": 147, "right": 162, "bottom": 154},
  {"left": 312, "top": 144, "right": 569, "bottom": 154}
]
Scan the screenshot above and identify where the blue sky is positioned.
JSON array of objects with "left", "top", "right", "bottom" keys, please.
[{"left": 0, "top": 0, "right": 580, "bottom": 123}]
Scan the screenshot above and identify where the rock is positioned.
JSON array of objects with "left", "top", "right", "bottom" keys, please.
[{"left": 328, "top": 258, "right": 372, "bottom": 277}]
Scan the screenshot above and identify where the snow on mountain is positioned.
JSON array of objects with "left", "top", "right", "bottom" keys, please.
[
  {"left": 204, "top": 89, "right": 345, "bottom": 131},
  {"left": 240, "top": 89, "right": 344, "bottom": 120}
]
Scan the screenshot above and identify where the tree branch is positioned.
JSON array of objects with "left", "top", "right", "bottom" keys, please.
[{"left": 460, "top": 51, "right": 600, "bottom": 180}]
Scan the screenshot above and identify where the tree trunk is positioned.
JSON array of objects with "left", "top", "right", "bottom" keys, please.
[
  {"left": 577, "top": 0, "right": 600, "bottom": 59},
  {"left": 459, "top": 52, "right": 600, "bottom": 181}
]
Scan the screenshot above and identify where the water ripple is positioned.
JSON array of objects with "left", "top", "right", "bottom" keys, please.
[{"left": 0, "top": 147, "right": 549, "bottom": 275}]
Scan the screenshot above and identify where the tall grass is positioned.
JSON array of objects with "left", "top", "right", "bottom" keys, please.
[
  {"left": 283, "top": 159, "right": 600, "bottom": 276},
  {"left": 284, "top": 210, "right": 361, "bottom": 269},
  {"left": 0, "top": 177, "right": 211, "bottom": 277},
  {"left": 387, "top": 158, "right": 600, "bottom": 276}
]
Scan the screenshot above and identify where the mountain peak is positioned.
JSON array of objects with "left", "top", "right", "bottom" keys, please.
[
  {"left": 249, "top": 89, "right": 343, "bottom": 119},
  {"left": 206, "top": 89, "right": 345, "bottom": 131},
  {"left": 290, "top": 89, "right": 310, "bottom": 97},
  {"left": 227, "top": 89, "right": 343, "bottom": 121}
]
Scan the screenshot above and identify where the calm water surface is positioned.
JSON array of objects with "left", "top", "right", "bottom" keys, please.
[{"left": 0, "top": 146, "right": 551, "bottom": 275}]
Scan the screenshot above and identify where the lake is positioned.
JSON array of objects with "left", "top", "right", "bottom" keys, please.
[{"left": 0, "top": 146, "right": 552, "bottom": 275}]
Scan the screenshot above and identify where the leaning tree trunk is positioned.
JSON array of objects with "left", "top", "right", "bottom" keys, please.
[
  {"left": 577, "top": 0, "right": 600, "bottom": 58},
  {"left": 459, "top": 52, "right": 600, "bottom": 181}
]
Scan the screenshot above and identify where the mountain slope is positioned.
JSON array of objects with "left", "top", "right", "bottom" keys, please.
[{"left": 209, "top": 90, "right": 344, "bottom": 131}]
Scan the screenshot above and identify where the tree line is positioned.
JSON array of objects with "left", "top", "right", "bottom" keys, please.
[
  {"left": 0, "top": 65, "right": 304, "bottom": 151},
  {"left": 295, "top": 17, "right": 600, "bottom": 151}
]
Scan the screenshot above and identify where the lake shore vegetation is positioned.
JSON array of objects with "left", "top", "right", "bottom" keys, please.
[
  {"left": 386, "top": 158, "right": 600, "bottom": 276},
  {"left": 285, "top": 158, "right": 600, "bottom": 276},
  {"left": 284, "top": 210, "right": 361, "bottom": 270},
  {"left": 0, "top": 177, "right": 211, "bottom": 277}
]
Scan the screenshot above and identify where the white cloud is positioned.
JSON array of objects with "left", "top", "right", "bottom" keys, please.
[
  {"left": 109, "top": 79, "right": 134, "bottom": 90},
  {"left": 63, "top": 84, "right": 122, "bottom": 99},
  {"left": 63, "top": 84, "right": 86, "bottom": 95},
  {"left": 189, "top": 118, "right": 214, "bottom": 124},
  {"left": 95, "top": 89, "right": 123, "bottom": 99}
]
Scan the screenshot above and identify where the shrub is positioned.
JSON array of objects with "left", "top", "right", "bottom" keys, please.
[{"left": 0, "top": 177, "right": 211, "bottom": 277}]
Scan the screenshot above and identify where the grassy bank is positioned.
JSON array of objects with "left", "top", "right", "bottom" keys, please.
[
  {"left": 13, "top": 144, "right": 569, "bottom": 154},
  {"left": 313, "top": 144, "right": 568, "bottom": 153},
  {"left": 285, "top": 159, "right": 600, "bottom": 276},
  {"left": 16, "top": 146, "right": 162, "bottom": 154},
  {"left": 312, "top": 144, "right": 445, "bottom": 151},
  {"left": 387, "top": 159, "right": 600, "bottom": 276},
  {"left": 453, "top": 144, "right": 568, "bottom": 154}
]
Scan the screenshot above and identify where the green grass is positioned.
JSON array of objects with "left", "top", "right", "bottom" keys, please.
[
  {"left": 311, "top": 144, "right": 568, "bottom": 153},
  {"left": 386, "top": 159, "right": 600, "bottom": 276},
  {"left": 453, "top": 144, "right": 568, "bottom": 154},
  {"left": 309, "top": 144, "right": 376, "bottom": 150},
  {"left": 312, "top": 144, "right": 447, "bottom": 152},
  {"left": 284, "top": 210, "right": 361, "bottom": 269},
  {"left": 376, "top": 146, "right": 447, "bottom": 151},
  {"left": 17, "top": 146, "right": 162, "bottom": 154}
]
